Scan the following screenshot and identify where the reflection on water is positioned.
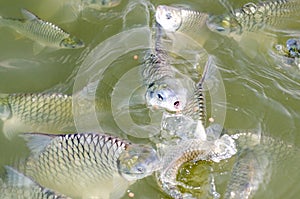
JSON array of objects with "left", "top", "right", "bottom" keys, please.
[{"left": 0, "top": 0, "right": 300, "bottom": 198}]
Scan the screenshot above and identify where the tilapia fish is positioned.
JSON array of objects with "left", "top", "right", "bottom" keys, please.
[
  {"left": 22, "top": 132, "right": 160, "bottom": 198},
  {"left": 157, "top": 134, "right": 237, "bottom": 199},
  {"left": 207, "top": 0, "right": 300, "bottom": 35},
  {"left": 0, "top": 9, "right": 84, "bottom": 49},
  {"left": 224, "top": 132, "right": 298, "bottom": 199},
  {"left": 0, "top": 93, "right": 74, "bottom": 138},
  {"left": 143, "top": 23, "right": 188, "bottom": 112},
  {"left": 1, "top": 166, "right": 70, "bottom": 199}
]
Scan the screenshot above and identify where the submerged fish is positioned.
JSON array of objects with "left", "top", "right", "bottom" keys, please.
[
  {"left": 157, "top": 134, "right": 237, "bottom": 199},
  {"left": 143, "top": 23, "right": 188, "bottom": 112},
  {"left": 23, "top": 132, "right": 160, "bottom": 198},
  {"left": 0, "top": 9, "right": 84, "bottom": 50},
  {"left": 224, "top": 132, "right": 298, "bottom": 199},
  {"left": 224, "top": 147, "right": 268, "bottom": 199},
  {"left": 207, "top": 0, "right": 300, "bottom": 35},
  {"left": 0, "top": 93, "right": 74, "bottom": 138},
  {"left": 0, "top": 166, "right": 70, "bottom": 199}
]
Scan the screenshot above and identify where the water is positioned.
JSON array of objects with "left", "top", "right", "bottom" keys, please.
[{"left": 1, "top": 0, "right": 300, "bottom": 198}]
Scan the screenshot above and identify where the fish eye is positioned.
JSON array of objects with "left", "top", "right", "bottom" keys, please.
[
  {"left": 166, "top": 12, "right": 172, "bottom": 20},
  {"left": 216, "top": 27, "right": 225, "bottom": 32},
  {"left": 157, "top": 93, "right": 164, "bottom": 101},
  {"left": 136, "top": 166, "right": 145, "bottom": 173},
  {"left": 174, "top": 101, "right": 180, "bottom": 108}
]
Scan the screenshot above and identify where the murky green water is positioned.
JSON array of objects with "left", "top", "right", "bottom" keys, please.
[{"left": 1, "top": 0, "right": 300, "bottom": 198}]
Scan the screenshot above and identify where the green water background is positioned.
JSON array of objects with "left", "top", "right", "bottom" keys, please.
[{"left": 0, "top": 0, "right": 300, "bottom": 198}]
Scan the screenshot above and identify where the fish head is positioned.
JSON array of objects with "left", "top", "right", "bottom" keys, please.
[
  {"left": 206, "top": 14, "right": 241, "bottom": 35},
  {"left": 60, "top": 36, "right": 85, "bottom": 49},
  {"left": 118, "top": 144, "right": 161, "bottom": 181},
  {"left": 145, "top": 81, "right": 187, "bottom": 112},
  {"left": 155, "top": 5, "right": 182, "bottom": 32}
]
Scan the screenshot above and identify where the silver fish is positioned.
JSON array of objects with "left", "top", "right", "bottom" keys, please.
[
  {"left": 143, "top": 23, "right": 188, "bottom": 112},
  {"left": 0, "top": 166, "right": 70, "bottom": 199},
  {"left": 22, "top": 132, "right": 160, "bottom": 198},
  {"left": 225, "top": 132, "right": 298, "bottom": 199},
  {"left": 207, "top": 0, "right": 300, "bottom": 35},
  {"left": 0, "top": 93, "right": 74, "bottom": 138},
  {"left": 224, "top": 147, "right": 268, "bottom": 199},
  {"left": 157, "top": 135, "right": 237, "bottom": 199},
  {"left": 0, "top": 9, "right": 84, "bottom": 49}
]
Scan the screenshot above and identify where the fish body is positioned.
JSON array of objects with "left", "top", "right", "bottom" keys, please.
[
  {"left": 207, "top": 0, "right": 300, "bottom": 35},
  {"left": 143, "top": 23, "right": 188, "bottom": 112},
  {"left": 0, "top": 9, "right": 84, "bottom": 49},
  {"left": 157, "top": 135, "right": 237, "bottom": 199},
  {"left": 0, "top": 166, "right": 70, "bottom": 199},
  {"left": 155, "top": 5, "right": 212, "bottom": 124},
  {"left": 155, "top": 5, "right": 209, "bottom": 33},
  {"left": 224, "top": 132, "right": 297, "bottom": 199},
  {"left": 23, "top": 132, "right": 160, "bottom": 198},
  {"left": 224, "top": 147, "right": 268, "bottom": 199},
  {"left": 0, "top": 93, "right": 74, "bottom": 138},
  {"left": 155, "top": 5, "right": 210, "bottom": 46}
]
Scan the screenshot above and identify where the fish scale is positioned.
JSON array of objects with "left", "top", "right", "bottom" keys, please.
[
  {"left": 179, "top": 9, "right": 209, "bottom": 34},
  {"left": 0, "top": 9, "right": 84, "bottom": 49},
  {"left": 142, "top": 24, "right": 175, "bottom": 85},
  {"left": 1, "top": 167, "right": 70, "bottom": 199},
  {"left": 0, "top": 93, "right": 75, "bottom": 138},
  {"left": 182, "top": 83, "right": 206, "bottom": 123},
  {"left": 223, "top": 131, "right": 300, "bottom": 199},
  {"left": 23, "top": 19, "right": 68, "bottom": 45},
  {"left": 22, "top": 132, "right": 160, "bottom": 198},
  {"left": 24, "top": 133, "right": 128, "bottom": 193},
  {"left": 207, "top": 0, "right": 300, "bottom": 34}
]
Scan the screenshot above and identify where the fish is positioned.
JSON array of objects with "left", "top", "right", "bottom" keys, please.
[
  {"left": 0, "top": 93, "right": 75, "bottom": 138},
  {"left": 206, "top": 0, "right": 300, "bottom": 36},
  {"left": 142, "top": 22, "right": 188, "bottom": 112},
  {"left": 155, "top": 5, "right": 213, "bottom": 124},
  {"left": 22, "top": 132, "right": 160, "bottom": 198},
  {"left": 0, "top": 9, "right": 84, "bottom": 52},
  {"left": 155, "top": 5, "right": 209, "bottom": 40},
  {"left": 180, "top": 55, "right": 213, "bottom": 124},
  {"left": 224, "top": 131, "right": 298, "bottom": 199},
  {"left": 224, "top": 147, "right": 268, "bottom": 199},
  {"left": 0, "top": 166, "right": 70, "bottom": 199},
  {"left": 155, "top": 5, "right": 210, "bottom": 46},
  {"left": 157, "top": 134, "right": 237, "bottom": 199}
]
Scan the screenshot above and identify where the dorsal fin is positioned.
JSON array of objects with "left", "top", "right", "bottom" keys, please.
[
  {"left": 5, "top": 166, "right": 35, "bottom": 187},
  {"left": 21, "top": 9, "right": 38, "bottom": 21},
  {"left": 20, "top": 133, "right": 55, "bottom": 157}
]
